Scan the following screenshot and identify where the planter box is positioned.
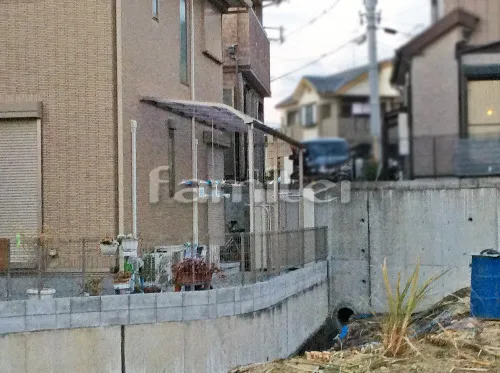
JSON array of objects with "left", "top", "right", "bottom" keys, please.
[
  {"left": 121, "top": 239, "right": 138, "bottom": 257},
  {"left": 174, "top": 272, "right": 212, "bottom": 285},
  {"left": 100, "top": 242, "right": 118, "bottom": 256}
]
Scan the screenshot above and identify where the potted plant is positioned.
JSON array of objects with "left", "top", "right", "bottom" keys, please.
[
  {"left": 171, "top": 258, "right": 223, "bottom": 291},
  {"left": 100, "top": 237, "right": 118, "bottom": 256},
  {"left": 113, "top": 271, "right": 132, "bottom": 284},
  {"left": 113, "top": 270, "right": 132, "bottom": 295},
  {"left": 84, "top": 277, "right": 102, "bottom": 296},
  {"left": 118, "top": 234, "right": 138, "bottom": 256}
]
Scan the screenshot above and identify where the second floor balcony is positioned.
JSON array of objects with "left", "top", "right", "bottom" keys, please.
[{"left": 223, "top": 8, "right": 271, "bottom": 97}]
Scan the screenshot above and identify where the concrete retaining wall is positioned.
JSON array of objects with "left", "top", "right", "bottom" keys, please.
[
  {"left": 316, "top": 178, "right": 500, "bottom": 314},
  {"left": 0, "top": 261, "right": 329, "bottom": 373}
]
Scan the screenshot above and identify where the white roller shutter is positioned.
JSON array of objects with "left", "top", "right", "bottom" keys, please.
[{"left": 0, "top": 119, "right": 39, "bottom": 262}]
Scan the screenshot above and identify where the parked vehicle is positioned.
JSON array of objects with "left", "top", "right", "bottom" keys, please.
[{"left": 290, "top": 138, "right": 353, "bottom": 183}]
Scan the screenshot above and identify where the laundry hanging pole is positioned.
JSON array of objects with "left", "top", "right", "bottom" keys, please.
[{"left": 190, "top": 0, "right": 198, "bottom": 250}]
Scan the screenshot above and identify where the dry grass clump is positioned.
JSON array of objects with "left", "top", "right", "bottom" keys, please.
[{"left": 381, "top": 259, "right": 447, "bottom": 357}]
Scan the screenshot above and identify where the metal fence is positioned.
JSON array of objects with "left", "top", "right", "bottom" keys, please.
[
  {"left": 412, "top": 134, "right": 500, "bottom": 178},
  {"left": 0, "top": 227, "right": 327, "bottom": 301}
]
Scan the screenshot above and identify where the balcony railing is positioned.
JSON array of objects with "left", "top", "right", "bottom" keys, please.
[{"left": 223, "top": 9, "right": 271, "bottom": 96}]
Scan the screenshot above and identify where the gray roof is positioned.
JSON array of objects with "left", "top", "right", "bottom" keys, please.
[{"left": 276, "top": 59, "right": 392, "bottom": 108}]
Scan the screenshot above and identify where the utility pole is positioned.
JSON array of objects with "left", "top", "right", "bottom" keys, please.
[
  {"left": 265, "top": 26, "right": 285, "bottom": 44},
  {"left": 363, "top": 0, "right": 383, "bottom": 173}
]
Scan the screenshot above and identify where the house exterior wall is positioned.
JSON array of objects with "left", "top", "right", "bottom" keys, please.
[
  {"left": 129, "top": 102, "right": 227, "bottom": 246},
  {"left": 341, "top": 65, "right": 400, "bottom": 98},
  {"left": 411, "top": 27, "right": 464, "bottom": 137},
  {"left": 120, "top": 0, "right": 227, "bottom": 242},
  {"left": 444, "top": 0, "right": 500, "bottom": 43},
  {"left": 319, "top": 100, "right": 339, "bottom": 138},
  {"left": 409, "top": 26, "right": 466, "bottom": 177},
  {"left": 222, "top": 8, "right": 271, "bottom": 97},
  {"left": 0, "top": 0, "right": 117, "bottom": 239}
]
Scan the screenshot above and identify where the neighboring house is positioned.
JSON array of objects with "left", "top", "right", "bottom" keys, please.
[
  {"left": 0, "top": 0, "right": 281, "bottom": 265},
  {"left": 267, "top": 61, "right": 400, "bottom": 179},
  {"left": 275, "top": 60, "right": 400, "bottom": 145},
  {"left": 391, "top": 1, "right": 500, "bottom": 178},
  {"left": 222, "top": 1, "right": 270, "bottom": 183}
]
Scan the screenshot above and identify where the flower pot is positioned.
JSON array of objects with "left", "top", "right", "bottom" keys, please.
[
  {"left": 174, "top": 271, "right": 212, "bottom": 286},
  {"left": 144, "top": 286, "right": 161, "bottom": 293},
  {"left": 121, "top": 239, "right": 138, "bottom": 256},
  {"left": 100, "top": 242, "right": 118, "bottom": 256},
  {"left": 113, "top": 282, "right": 131, "bottom": 295}
]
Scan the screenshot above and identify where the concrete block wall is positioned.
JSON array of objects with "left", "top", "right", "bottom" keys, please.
[
  {"left": 0, "top": 261, "right": 329, "bottom": 373},
  {"left": 317, "top": 178, "right": 500, "bottom": 314}
]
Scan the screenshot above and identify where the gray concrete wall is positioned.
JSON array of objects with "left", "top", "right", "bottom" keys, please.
[
  {"left": 0, "top": 261, "right": 328, "bottom": 373},
  {"left": 318, "top": 178, "right": 500, "bottom": 314}
]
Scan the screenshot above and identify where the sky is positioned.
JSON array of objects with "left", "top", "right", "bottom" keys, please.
[{"left": 263, "top": 0, "right": 432, "bottom": 127}]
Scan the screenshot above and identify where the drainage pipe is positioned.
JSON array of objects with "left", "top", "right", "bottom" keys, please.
[{"left": 131, "top": 120, "right": 137, "bottom": 238}]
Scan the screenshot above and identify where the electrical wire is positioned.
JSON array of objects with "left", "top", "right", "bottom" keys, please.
[
  {"left": 284, "top": 0, "right": 344, "bottom": 39},
  {"left": 270, "top": 33, "right": 362, "bottom": 83}
]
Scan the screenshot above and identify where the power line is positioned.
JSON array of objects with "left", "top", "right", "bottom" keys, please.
[
  {"left": 270, "top": 34, "right": 361, "bottom": 83},
  {"left": 284, "top": 0, "right": 344, "bottom": 39}
]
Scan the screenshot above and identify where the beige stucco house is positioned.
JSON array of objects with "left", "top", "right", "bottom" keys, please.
[
  {"left": 0, "top": 0, "right": 288, "bottom": 267},
  {"left": 392, "top": 0, "right": 500, "bottom": 178},
  {"left": 275, "top": 60, "right": 399, "bottom": 144},
  {"left": 266, "top": 61, "right": 400, "bottom": 180}
]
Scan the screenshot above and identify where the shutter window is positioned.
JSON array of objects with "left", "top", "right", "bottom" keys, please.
[{"left": 0, "top": 119, "right": 39, "bottom": 264}]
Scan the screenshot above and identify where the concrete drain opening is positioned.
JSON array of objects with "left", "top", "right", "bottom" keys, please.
[
  {"left": 295, "top": 307, "right": 355, "bottom": 355},
  {"left": 337, "top": 307, "right": 354, "bottom": 325}
]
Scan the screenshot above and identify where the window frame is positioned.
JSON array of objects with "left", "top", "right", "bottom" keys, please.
[
  {"left": 179, "top": 0, "right": 189, "bottom": 85},
  {"left": 152, "top": 0, "right": 159, "bottom": 20},
  {"left": 202, "top": 0, "right": 223, "bottom": 63},
  {"left": 301, "top": 104, "right": 316, "bottom": 127}
]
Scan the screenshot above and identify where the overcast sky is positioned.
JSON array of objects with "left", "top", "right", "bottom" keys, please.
[{"left": 263, "top": 0, "right": 431, "bottom": 127}]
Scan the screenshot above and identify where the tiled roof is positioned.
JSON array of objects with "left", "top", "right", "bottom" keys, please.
[{"left": 275, "top": 59, "right": 392, "bottom": 108}]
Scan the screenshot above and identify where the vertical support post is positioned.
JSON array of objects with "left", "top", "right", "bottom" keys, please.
[
  {"left": 249, "top": 122, "right": 255, "bottom": 233},
  {"left": 37, "top": 237, "right": 42, "bottom": 299},
  {"left": 248, "top": 122, "right": 256, "bottom": 282},
  {"left": 273, "top": 141, "right": 280, "bottom": 278},
  {"left": 119, "top": 246, "right": 125, "bottom": 272},
  {"left": 240, "top": 233, "right": 245, "bottom": 285},
  {"left": 192, "top": 117, "right": 199, "bottom": 251},
  {"left": 82, "top": 239, "right": 87, "bottom": 295},
  {"left": 116, "top": 0, "right": 125, "bottom": 235},
  {"left": 190, "top": 0, "right": 198, "bottom": 251},
  {"left": 433, "top": 136, "right": 438, "bottom": 178},
  {"left": 299, "top": 148, "right": 305, "bottom": 267},
  {"left": 365, "top": 0, "right": 383, "bottom": 168},
  {"left": 6, "top": 240, "right": 11, "bottom": 300},
  {"left": 131, "top": 120, "right": 138, "bottom": 238},
  {"left": 273, "top": 140, "right": 279, "bottom": 230}
]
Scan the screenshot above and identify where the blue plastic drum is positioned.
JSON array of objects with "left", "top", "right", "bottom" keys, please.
[{"left": 470, "top": 251, "right": 500, "bottom": 320}]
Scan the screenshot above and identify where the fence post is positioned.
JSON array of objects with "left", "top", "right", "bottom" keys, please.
[
  {"left": 82, "top": 239, "right": 86, "bottom": 296},
  {"left": 433, "top": 137, "right": 438, "bottom": 178},
  {"left": 6, "top": 240, "right": 11, "bottom": 300},
  {"left": 323, "top": 227, "right": 328, "bottom": 261},
  {"left": 37, "top": 237, "right": 42, "bottom": 300},
  {"left": 301, "top": 229, "right": 305, "bottom": 268},
  {"left": 266, "top": 232, "right": 271, "bottom": 281},
  {"left": 240, "top": 233, "right": 245, "bottom": 286}
]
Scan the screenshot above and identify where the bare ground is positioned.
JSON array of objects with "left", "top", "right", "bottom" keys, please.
[{"left": 231, "top": 289, "right": 500, "bottom": 373}]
